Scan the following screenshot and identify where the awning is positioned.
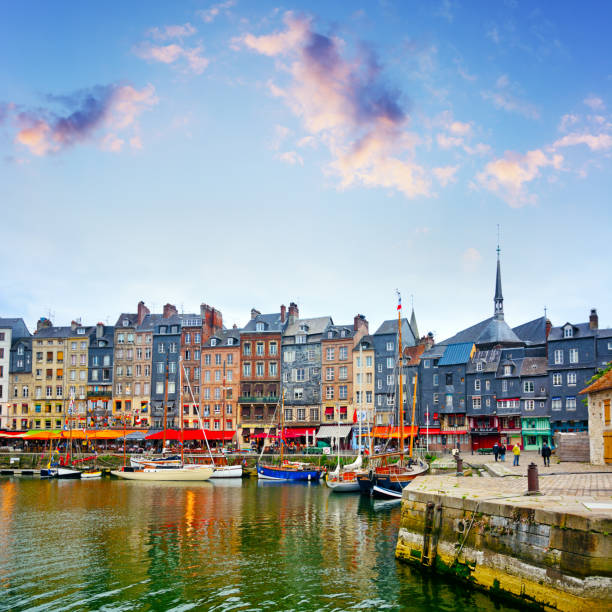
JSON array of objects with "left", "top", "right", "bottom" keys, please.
[
  {"left": 0, "top": 431, "right": 27, "bottom": 438},
  {"left": 124, "top": 431, "right": 147, "bottom": 440},
  {"left": 282, "top": 427, "right": 316, "bottom": 438},
  {"left": 324, "top": 407, "right": 334, "bottom": 415},
  {"left": 420, "top": 428, "right": 441, "bottom": 435},
  {"left": 440, "top": 430, "right": 467, "bottom": 435},
  {"left": 371, "top": 426, "right": 419, "bottom": 438},
  {"left": 251, "top": 432, "right": 279, "bottom": 439},
  {"left": 182, "top": 429, "right": 236, "bottom": 441},
  {"left": 146, "top": 429, "right": 182, "bottom": 440},
  {"left": 316, "top": 425, "right": 353, "bottom": 439}
]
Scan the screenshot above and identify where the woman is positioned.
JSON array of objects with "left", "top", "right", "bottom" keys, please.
[{"left": 512, "top": 443, "right": 521, "bottom": 466}]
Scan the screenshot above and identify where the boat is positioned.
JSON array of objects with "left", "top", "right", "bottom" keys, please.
[
  {"left": 325, "top": 436, "right": 362, "bottom": 493},
  {"left": 130, "top": 455, "right": 181, "bottom": 469},
  {"left": 41, "top": 466, "right": 82, "bottom": 479},
  {"left": 81, "top": 469, "right": 102, "bottom": 479},
  {"left": 257, "top": 392, "right": 324, "bottom": 482},
  {"left": 358, "top": 292, "right": 428, "bottom": 498},
  {"left": 111, "top": 356, "right": 213, "bottom": 482}
]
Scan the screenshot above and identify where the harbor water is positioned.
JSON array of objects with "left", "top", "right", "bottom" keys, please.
[{"left": 0, "top": 477, "right": 523, "bottom": 611}]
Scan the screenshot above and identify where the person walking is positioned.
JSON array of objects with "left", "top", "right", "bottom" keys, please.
[
  {"left": 499, "top": 443, "right": 506, "bottom": 462},
  {"left": 512, "top": 443, "right": 521, "bottom": 466},
  {"left": 493, "top": 442, "right": 500, "bottom": 462},
  {"left": 541, "top": 442, "right": 551, "bottom": 467}
]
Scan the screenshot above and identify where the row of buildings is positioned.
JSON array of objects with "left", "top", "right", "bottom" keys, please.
[{"left": 1, "top": 250, "right": 610, "bottom": 451}]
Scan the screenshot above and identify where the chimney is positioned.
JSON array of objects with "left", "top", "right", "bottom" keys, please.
[
  {"left": 232, "top": 323, "right": 238, "bottom": 329},
  {"left": 163, "top": 303, "right": 177, "bottom": 319},
  {"left": 250, "top": 308, "right": 261, "bottom": 320},
  {"left": 545, "top": 318, "right": 552, "bottom": 338},
  {"left": 96, "top": 322, "right": 104, "bottom": 338},
  {"left": 425, "top": 332, "right": 435, "bottom": 349},
  {"left": 288, "top": 302, "right": 299, "bottom": 324},
  {"left": 137, "top": 301, "right": 150, "bottom": 326},
  {"left": 212, "top": 308, "right": 223, "bottom": 331},
  {"left": 280, "top": 304, "right": 286, "bottom": 323},
  {"left": 589, "top": 308, "right": 598, "bottom": 330},
  {"left": 36, "top": 317, "right": 52, "bottom": 332},
  {"left": 71, "top": 320, "right": 78, "bottom": 332},
  {"left": 353, "top": 314, "right": 368, "bottom": 332}
]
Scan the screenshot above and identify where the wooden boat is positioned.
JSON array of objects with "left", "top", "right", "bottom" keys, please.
[
  {"left": 326, "top": 452, "right": 362, "bottom": 492},
  {"left": 41, "top": 466, "right": 82, "bottom": 479},
  {"left": 81, "top": 469, "right": 102, "bottom": 479},
  {"left": 110, "top": 465, "right": 214, "bottom": 481},
  {"left": 130, "top": 456, "right": 181, "bottom": 469}
]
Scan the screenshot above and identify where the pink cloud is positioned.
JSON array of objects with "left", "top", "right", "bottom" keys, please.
[
  {"left": 584, "top": 95, "right": 605, "bottom": 111},
  {"left": 277, "top": 151, "right": 303, "bottom": 165},
  {"left": 134, "top": 43, "right": 209, "bottom": 74},
  {"left": 199, "top": 0, "right": 235, "bottom": 24},
  {"left": 476, "top": 149, "right": 563, "bottom": 207},
  {"left": 148, "top": 23, "right": 196, "bottom": 41},
  {"left": 433, "top": 165, "right": 458, "bottom": 186},
  {"left": 553, "top": 132, "right": 612, "bottom": 151},
  {"left": 238, "top": 12, "right": 431, "bottom": 198},
  {"left": 13, "top": 83, "right": 157, "bottom": 156},
  {"left": 436, "top": 133, "right": 463, "bottom": 149}
]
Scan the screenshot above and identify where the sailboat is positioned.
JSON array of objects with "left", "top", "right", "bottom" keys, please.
[
  {"left": 325, "top": 411, "right": 362, "bottom": 492},
  {"left": 111, "top": 355, "right": 213, "bottom": 482},
  {"left": 257, "top": 391, "right": 324, "bottom": 482},
  {"left": 41, "top": 396, "right": 82, "bottom": 479},
  {"left": 357, "top": 293, "right": 428, "bottom": 498}
]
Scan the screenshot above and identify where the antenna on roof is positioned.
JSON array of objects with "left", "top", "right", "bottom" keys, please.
[{"left": 544, "top": 306, "right": 547, "bottom": 318}]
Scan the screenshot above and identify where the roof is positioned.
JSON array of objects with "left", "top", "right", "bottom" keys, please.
[
  {"left": 404, "top": 344, "right": 426, "bottom": 365},
  {"left": 136, "top": 313, "right": 162, "bottom": 332},
  {"left": 114, "top": 313, "right": 138, "bottom": 327},
  {"left": 438, "top": 342, "right": 475, "bottom": 366},
  {"left": 32, "top": 326, "right": 73, "bottom": 338},
  {"left": 0, "top": 318, "right": 30, "bottom": 339},
  {"left": 284, "top": 316, "right": 332, "bottom": 337},
  {"left": 421, "top": 345, "right": 446, "bottom": 360},
  {"left": 322, "top": 324, "right": 356, "bottom": 340},
  {"left": 580, "top": 365, "right": 612, "bottom": 395},
  {"left": 316, "top": 425, "right": 353, "bottom": 439},
  {"left": 467, "top": 349, "right": 501, "bottom": 373},
  {"left": 375, "top": 318, "right": 407, "bottom": 335},
  {"left": 409, "top": 309, "right": 419, "bottom": 340},
  {"left": 512, "top": 317, "right": 548, "bottom": 345},
  {"left": 353, "top": 335, "right": 374, "bottom": 351},
  {"left": 242, "top": 312, "right": 286, "bottom": 333},
  {"left": 548, "top": 322, "right": 596, "bottom": 341},
  {"left": 204, "top": 328, "right": 241, "bottom": 348},
  {"left": 440, "top": 316, "right": 522, "bottom": 347},
  {"left": 520, "top": 357, "right": 548, "bottom": 377}
]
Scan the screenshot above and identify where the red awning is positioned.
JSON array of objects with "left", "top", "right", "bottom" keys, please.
[
  {"left": 282, "top": 427, "right": 316, "bottom": 438},
  {"left": 181, "top": 429, "right": 236, "bottom": 441},
  {"left": 325, "top": 407, "right": 334, "bottom": 414},
  {"left": 251, "top": 432, "right": 278, "bottom": 439},
  {"left": 145, "top": 429, "right": 182, "bottom": 440},
  {"left": 371, "top": 426, "right": 419, "bottom": 439},
  {"left": 420, "top": 428, "right": 441, "bottom": 435},
  {"left": 441, "top": 430, "right": 467, "bottom": 435},
  {"left": 339, "top": 406, "right": 347, "bottom": 413}
]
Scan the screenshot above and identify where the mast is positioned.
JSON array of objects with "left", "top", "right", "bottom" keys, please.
[
  {"left": 183, "top": 362, "right": 214, "bottom": 465},
  {"left": 397, "top": 291, "right": 404, "bottom": 465},
  {"left": 122, "top": 411, "right": 127, "bottom": 467},
  {"left": 280, "top": 389, "right": 285, "bottom": 464},
  {"left": 358, "top": 343, "right": 363, "bottom": 456},
  {"left": 221, "top": 359, "right": 226, "bottom": 448},
  {"left": 409, "top": 374, "right": 418, "bottom": 458},
  {"left": 179, "top": 355, "right": 184, "bottom": 464},
  {"left": 162, "top": 353, "right": 169, "bottom": 451}
]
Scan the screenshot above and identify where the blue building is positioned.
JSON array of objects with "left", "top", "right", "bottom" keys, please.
[{"left": 87, "top": 322, "right": 115, "bottom": 426}]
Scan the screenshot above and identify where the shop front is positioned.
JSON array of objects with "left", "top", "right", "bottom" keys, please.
[{"left": 521, "top": 417, "right": 552, "bottom": 451}]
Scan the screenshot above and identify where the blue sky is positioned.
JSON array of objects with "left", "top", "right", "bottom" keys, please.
[{"left": 1, "top": 1, "right": 611, "bottom": 340}]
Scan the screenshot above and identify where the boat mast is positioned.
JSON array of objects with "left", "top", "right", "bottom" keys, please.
[
  {"left": 221, "top": 358, "right": 226, "bottom": 448},
  {"left": 182, "top": 362, "right": 214, "bottom": 465},
  {"left": 179, "top": 355, "right": 184, "bottom": 464},
  {"left": 162, "top": 353, "right": 169, "bottom": 451},
  {"left": 280, "top": 389, "right": 285, "bottom": 464},
  {"left": 397, "top": 291, "right": 404, "bottom": 466},
  {"left": 409, "top": 373, "right": 418, "bottom": 459},
  {"left": 358, "top": 343, "right": 363, "bottom": 456}
]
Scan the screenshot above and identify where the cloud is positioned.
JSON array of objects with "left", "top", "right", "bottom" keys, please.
[
  {"left": 463, "top": 247, "right": 482, "bottom": 264},
  {"left": 558, "top": 113, "right": 579, "bottom": 132},
  {"left": 553, "top": 132, "right": 612, "bottom": 151},
  {"left": 237, "top": 12, "right": 431, "bottom": 198},
  {"left": 13, "top": 83, "right": 157, "bottom": 156},
  {"left": 134, "top": 43, "right": 209, "bottom": 74},
  {"left": 433, "top": 165, "right": 458, "bottom": 186},
  {"left": 449, "top": 121, "right": 471, "bottom": 136},
  {"left": 584, "top": 95, "right": 605, "bottom": 111},
  {"left": 482, "top": 74, "right": 539, "bottom": 119},
  {"left": 433, "top": 0, "right": 454, "bottom": 22},
  {"left": 436, "top": 133, "right": 463, "bottom": 149},
  {"left": 463, "top": 143, "right": 491, "bottom": 155},
  {"left": 199, "top": 0, "right": 235, "bottom": 24},
  {"left": 276, "top": 151, "right": 303, "bottom": 165},
  {"left": 476, "top": 148, "right": 563, "bottom": 207},
  {"left": 148, "top": 23, "right": 196, "bottom": 40}
]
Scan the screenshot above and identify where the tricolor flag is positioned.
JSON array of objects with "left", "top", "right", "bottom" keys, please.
[{"left": 397, "top": 291, "right": 402, "bottom": 311}]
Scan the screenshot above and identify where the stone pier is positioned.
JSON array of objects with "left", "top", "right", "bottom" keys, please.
[{"left": 395, "top": 474, "right": 612, "bottom": 611}]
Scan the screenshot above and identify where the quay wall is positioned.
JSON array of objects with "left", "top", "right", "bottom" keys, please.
[{"left": 395, "top": 488, "right": 612, "bottom": 611}]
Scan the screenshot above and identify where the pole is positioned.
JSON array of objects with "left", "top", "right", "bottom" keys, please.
[
  {"left": 280, "top": 390, "right": 285, "bottom": 464},
  {"left": 397, "top": 291, "right": 404, "bottom": 465},
  {"left": 409, "top": 374, "right": 418, "bottom": 458},
  {"left": 123, "top": 413, "right": 127, "bottom": 468},
  {"left": 358, "top": 344, "right": 363, "bottom": 455},
  {"left": 179, "top": 355, "right": 184, "bottom": 464},
  {"left": 221, "top": 359, "right": 226, "bottom": 448},
  {"left": 162, "top": 353, "right": 169, "bottom": 451}
]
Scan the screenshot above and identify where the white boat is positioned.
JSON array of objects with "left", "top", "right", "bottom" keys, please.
[
  {"left": 41, "top": 466, "right": 82, "bottom": 479},
  {"left": 130, "top": 456, "right": 182, "bottom": 469},
  {"left": 210, "top": 464, "right": 243, "bottom": 479},
  {"left": 110, "top": 465, "right": 214, "bottom": 481},
  {"left": 81, "top": 470, "right": 102, "bottom": 479}
]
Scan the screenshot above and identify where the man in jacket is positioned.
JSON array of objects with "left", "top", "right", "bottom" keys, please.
[
  {"left": 493, "top": 442, "right": 499, "bottom": 462},
  {"left": 541, "top": 442, "right": 552, "bottom": 467}
]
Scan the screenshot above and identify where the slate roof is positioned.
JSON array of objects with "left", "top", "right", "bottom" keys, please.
[
  {"left": 242, "top": 312, "right": 286, "bottom": 333},
  {"left": 322, "top": 323, "right": 356, "bottom": 340},
  {"left": 375, "top": 318, "right": 408, "bottom": 335},
  {"left": 512, "top": 317, "right": 548, "bottom": 345},
  {"left": 548, "top": 322, "right": 596, "bottom": 341},
  {"left": 33, "top": 326, "right": 73, "bottom": 338},
  {"left": 420, "top": 345, "right": 446, "bottom": 360},
  {"left": 204, "top": 328, "right": 241, "bottom": 348},
  {"left": 438, "top": 342, "right": 475, "bottom": 366},
  {"left": 520, "top": 357, "right": 548, "bottom": 377},
  {"left": 580, "top": 366, "right": 612, "bottom": 394},
  {"left": 598, "top": 328, "right": 612, "bottom": 339},
  {"left": 0, "top": 318, "right": 30, "bottom": 339},
  {"left": 137, "top": 313, "right": 163, "bottom": 332},
  {"left": 466, "top": 349, "right": 501, "bottom": 373},
  {"left": 284, "top": 316, "right": 333, "bottom": 337},
  {"left": 353, "top": 335, "right": 374, "bottom": 351},
  {"left": 114, "top": 313, "right": 138, "bottom": 327},
  {"left": 440, "top": 315, "right": 522, "bottom": 347}
]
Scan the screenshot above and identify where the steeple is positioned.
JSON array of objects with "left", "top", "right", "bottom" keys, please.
[
  {"left": 494, "top": 244, "right": 504, "bottom": 320},
  {"left": 409, "top": 295, "right": 419, "bottom": 339}
]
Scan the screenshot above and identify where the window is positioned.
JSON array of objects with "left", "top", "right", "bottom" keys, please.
[
  {"left": 294, "top": 388, "right": 303, "bottom": 399},
  {"left": 386, "top": 395, "right": 394, "bottom": 406},
  {"left": 326, "top": 386, "right": 334, "bottom": 399},
  {"left": 433, "top": 393, "right": 439, "bottom": 405},
  {"left": 256, "top": 342, "right": 265, "bottom": 356},
  {"left": 502, "top": 380, "right": 508, "bottom": 392},
  {"left": 215, "top": 370, "right": 221, "bottom": 381},
  {"left": 226, "top": 354, "right": 232, "bottom": 365},
  {"left": 525, "top": 400, "right": 535, "bottom": 411},
  {"left": 485, "top": 380, "right": 490, "bottom": 391},
  {"left": 503, "top": 365, "right": 511, "bottom": 376},
  {"left": 256, "top": 363, "right": 264, "bottom": 377},
  {"left": 269, "top": 362, "right": 277, "bottom": 376},
  {"left": 297, "top": 408, "right": 306, "bottom": 421},
  {"left": 339, "top": 366, "right": 347, "bottom": 380},
  {"left": 215, "top": 354, "right": 221, "bottom": 365},
  {"left": 554, "top": 350, "right": 563, "bottom": 365},
  {"left": 296, "top": 368, "right": 306, "bottom": 382},
  {"left": 566, "top": 397, "right": 576, "bottom": 410},
  {"left": 377, "top": 379, "right": 382, "bottom": 389},
  {"left": 204, "top": 354, "right": 211, "bottom": 365},
  {"left": 433, "top": 374, "right": 439, "bottom": 386},
  {"left": 243, "top": 343, "right": 251, "bottom": 356},
  {"left": 243, "top": 363, "right": 251, "bottom": 377},
  {"left": 307, "top": 349, "right": 315, "bottom": 361},
  {"left": 423, "top": 359, "right": 430, "bottom": 369},
  {"left": 339, "top": 347, "right": 348, "bottom": 360},
  {"left": 445, "top": 373, "right": 453, "bottom": 385},
  {"left": 523, "top": 381, "right": 534, "bottom": 393},
  {"left": 269, "top": 342, "right": 277, "bottom": 356},
  {"left": 551, "top": 397, "right": 562, "bottom": 410},
  {"left": 169, "top": 342, "right": 177, "bottom": 353},
  {"left": 476, "top": 361, "right": 483, "bottom": 372},
  {"left": 386, "top": 374, "right": 394, "bottom": 385},
  {"left": 256, "top": 322, "right": 264, "bottom": 332},
  {"left": 296, "top": 335, "right": 306, "bottom": 344},
  {"left": 474, "top": 379, "right": 481, "bottom": 391},
  {"left": 326, "top": 368, "right": 334, "bottom": 381},
  {"left": 284, "top": 350, "right": 295, "bottom": 363},
  {"left": 563, "top": 326, "right": 573, "bottom": 338},
  {"left": 158, "top": 343, "right": 165, "bottom": 354},
  {"left": 326, "top": 348, "right": 335, "bottom": 361},
  {"left": 210, "top": 339, "right": 217, "bottom": 347},
  {"left": 569, "top": 349, "right": 578, "bottom": 364},
  {"left": 386, "top": 357, "right": 394, "bottom": 369},
  {"left": 156, "top": 382, "right": 164, "bottom": 394},
  {"left": 552, "top": 373, "right": 562, "bottom": 386},
  {"left": 472, "top": 397, "right": 481, "bottom": 409},
  {"left": 284, "top": 408, "right": 293, "bottom": 421},
  {"left": 567, "top": 372, "right": 577, "bottom": 386}
]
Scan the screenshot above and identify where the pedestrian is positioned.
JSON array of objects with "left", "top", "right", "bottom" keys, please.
[
  {"left": 512, "top": 443, "right": 521, "bottom": 466},
  {"left": 500, "top": 443, "right": 506, "bottom": 462},
  {"left": 493, "top": 442, "right": 500, "bottom": 462},
  {"left": 541, "top": 442, "right": 551, "bottom": 467}
]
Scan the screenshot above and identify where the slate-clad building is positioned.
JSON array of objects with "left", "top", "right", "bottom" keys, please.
[
  {"left": 6, "top": 321, "right": 32, "bottom": 431},
  {"left": 87, "top": 322, "right": 115, "bottom": 427},
  {"left": 519, "top": 352, "right": 550, "bottom": 450}
]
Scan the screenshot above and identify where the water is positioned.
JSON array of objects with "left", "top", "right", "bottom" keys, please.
[{"left": 0, "top": 477, "right": 522, "bottom": 611}]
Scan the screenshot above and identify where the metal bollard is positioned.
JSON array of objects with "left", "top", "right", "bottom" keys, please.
[
  {"left": 526, "top": 462, "right": 540, "bottom": 495},
  {"left": 455, "top": 455, "right": 464, "bottom": 477}
]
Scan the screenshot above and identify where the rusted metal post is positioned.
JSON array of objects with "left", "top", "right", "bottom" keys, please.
[
  {"left": 526, "top": 462, "right": 540, "bottom": 495},
  {"left": 455, "top": 454, "right": 463, "bottom": 477}
]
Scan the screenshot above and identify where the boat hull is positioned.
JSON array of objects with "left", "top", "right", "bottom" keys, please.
[
  {"left": 111, "top": 466, "right": 214, "bottom": 481},
  {"left": 326, "top": 478, "right": 360, "bottom": 493},
  {"left": 257, "top": 464, "right": 322, "bottom": 481},
  {"left": 210, "top": 465, "right": 243, "bottom": 479},
  {"left": 81, "top": 470, "right": 102, "bottom": 479}
]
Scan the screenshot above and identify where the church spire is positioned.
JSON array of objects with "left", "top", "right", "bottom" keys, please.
[
  {"left": 494, "top": 244, "right": 504, "bottom": 320},
  {"left": 409, "top": 295, "right": 419, "bottom": 340}
]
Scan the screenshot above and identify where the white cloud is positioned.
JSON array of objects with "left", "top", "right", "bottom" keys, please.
[
  {"left": 584, "top": 95, "right": 605, "bottom": 111},
  {"left": 553, "top": 132, "right": 612, "bottom": 151},
  {"left": 199, "top": 0, "right": 235, "bottom": 23},
  {"left": 433, "top": 165, "right": 458, "bottom": 186},
  {"left": 134, "top": 43, "right": 209, "bottom": 74},
  {"left": 148, "top": 23, "right": 196, "bottom": 41},
  {"left": 276, "top": 151, "right": 303, "bottom": 165},
  {"left": 482, "top": 74, "right": 539, "bottom": 119}
]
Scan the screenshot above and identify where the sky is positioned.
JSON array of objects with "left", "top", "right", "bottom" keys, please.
[{"left": 1, "top": 0, "right": 611, "bottom": 340}]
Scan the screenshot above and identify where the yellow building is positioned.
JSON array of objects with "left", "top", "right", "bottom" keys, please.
[
  {"left": 353, "top": 334, "right": 376, "bottom": 435},
  {"left": 65, "top": 321, "right": 90, "bottom": 426}
]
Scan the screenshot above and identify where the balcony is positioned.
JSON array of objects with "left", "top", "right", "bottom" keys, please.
[
  {"left": 88, "top": 390, "right": 111, "bottom": 398},
  {"left": 470, "top": 427, "right": 499, "bottom": 434},
  {"left": 238, "top": 395, "right": 279, "bottom": 404}
]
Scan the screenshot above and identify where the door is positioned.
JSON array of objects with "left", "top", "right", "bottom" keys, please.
[{"left": 604, "top": 432, "right": 612, "bottom": 465}]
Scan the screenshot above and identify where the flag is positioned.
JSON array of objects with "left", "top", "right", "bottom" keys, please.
[
  {"left": 353, "top": 409, "right": 357, "bottom": 423},
  {"left": 397, "top": 290, "right": 402, "bottom": 311}
]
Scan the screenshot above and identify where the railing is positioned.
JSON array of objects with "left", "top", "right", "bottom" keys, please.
[
  {"left": 238, "top": 396, "right": 279, "bottom": 404},
  {"left": 470, "top": 427, "right": 499, "bottom": 433}
]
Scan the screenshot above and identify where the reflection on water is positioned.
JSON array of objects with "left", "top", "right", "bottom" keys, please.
[{"left": 0, "top": 477, "right": 522, "bottom": 611}]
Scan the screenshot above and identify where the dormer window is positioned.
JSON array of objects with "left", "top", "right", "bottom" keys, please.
[
  {"left": 299, "top": 324, "right": 308, "bottom": 332},
  {"left": 256, "top": 322, "right": 265, "bottom": 332},
  {"left": 227, "top": 338, "right": 234, "bottom": 346},
  {"left": 340, "top": 330, "right": 346, "bottom": 338},
  {"left": 211, "top": 339, "right": 217, "bottom": 347},
  {"left": 563, "top": 326, "right": 573, "bottom": 338},
  {"left": 328, "top": 331, "right": 333, "bottom": 339},
  {"left": 77, "top": 328, "right": 85, "bottom": 335},
  {"left": 123, "top": 319, "right": 129, "bottom": 327},
  {"left": 476, "top": 361, "right": 483, "bottom": 372},
  {"left": 160, "top": 326, "right": 167, "bottom": 334},
  {"left": 503, "top": 365, "right": 511, "bottom": 376}
]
